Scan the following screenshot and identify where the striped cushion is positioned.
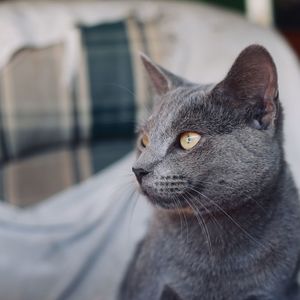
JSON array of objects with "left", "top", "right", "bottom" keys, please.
[
  {"left": 80, "top": 21, "right": 136, "bottom": 140},
  {"left": 0, "top": 17, "right": 162, "bottom": 206}
]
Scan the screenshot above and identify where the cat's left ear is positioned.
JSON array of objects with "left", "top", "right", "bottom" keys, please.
[
  {"left": 140, "top": 53, "right": 185, "bottom": 96},
  {"left": 213, "top": 45, "right": 279, "bottom": 129}
]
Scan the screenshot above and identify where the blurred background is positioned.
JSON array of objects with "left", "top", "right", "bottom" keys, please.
[
  {"left": 0, "top": 0, "right": 299, "bottom": 208},
  {"left": 0, "top": 1, "right": 300, "bottom": 300},
  {"left": 198, "top": 0, "right": 300, "bottom": 56}
]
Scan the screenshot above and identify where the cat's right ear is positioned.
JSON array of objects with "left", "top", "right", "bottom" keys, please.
[
  {"left": 140, "top": 53, "right": 184, "bottom": 95},
  {"left": 159, "top": 285, "right": 183, "bottom": 300}
]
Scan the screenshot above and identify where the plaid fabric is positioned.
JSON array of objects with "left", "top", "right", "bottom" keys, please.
[
  {"left": 0, "top": 17, "right": 162, "bottom": 207},
  {"left": 0, "top": 44, "right": 71, "bottom": 160},
  {"left": 80, "top": 21, "right": 136, "bottom": 140}
]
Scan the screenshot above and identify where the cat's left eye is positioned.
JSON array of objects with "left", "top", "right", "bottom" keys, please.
[
  {"left": 140, "top": 134, "right": 149, "bottom": 148},
  {"left": 179, "top": 132, "right": 201, "bottom": 150}
]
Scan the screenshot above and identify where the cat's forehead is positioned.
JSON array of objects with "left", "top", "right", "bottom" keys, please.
[
  {"left": 144, "top": 85, "right": 212, "bottom": 132},
  {"left": 141, "top": 82, "right": 245, "bottom": 137}
]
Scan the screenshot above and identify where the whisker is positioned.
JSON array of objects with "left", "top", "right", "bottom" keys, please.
[
  {"left": 189, "top": 186, "right": 267, "bottom": 250},
  {"left": 180, "top": 197, "right": 190, "bottom": 244},
  {"left": 185, "top": 190, "right": 223, "bottom": 243},
  {"left": 103, "top": 83, "right": 137, "bottom": 98},
  {"left": 127, "top": 189, "right": 141, "bottom": 240},
  {"left": 196, "top": 180, "right": 267, "bottom": 213},
  {"left": 173, "top": 196, "right": 184, "bottom": 240},
  {"left": 182, "top": 194, "right": 213, "bottom": 256}
]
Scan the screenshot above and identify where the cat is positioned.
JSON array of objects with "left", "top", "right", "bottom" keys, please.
[{"left": 118, "top": 45, "right": 300, "bottom": 300}]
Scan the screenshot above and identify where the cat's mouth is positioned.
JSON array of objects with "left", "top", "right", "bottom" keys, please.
[
  {"left": 137, "top": 175, "right": 194, "bottom": 210},
  {"left": 137, "top": 176, "right": 215, "bottom": 214}
]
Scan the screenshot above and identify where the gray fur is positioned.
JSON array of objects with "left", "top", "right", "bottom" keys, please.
[{"left": 118, "top": 45, "right": 300, "bottom": 300}]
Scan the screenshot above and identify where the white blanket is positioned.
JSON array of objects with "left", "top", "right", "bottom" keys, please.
[{"left": 0, "top": 153, "right": 152, "bottom": 300}]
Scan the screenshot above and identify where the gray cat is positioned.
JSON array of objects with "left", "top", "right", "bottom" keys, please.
[{"left": 118, "top": 45, "right": 300, "bottom": 300}]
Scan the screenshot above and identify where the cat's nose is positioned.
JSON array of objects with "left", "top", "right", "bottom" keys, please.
[{"left": 132, "top": 167, "right": 149, "bottom": 184}]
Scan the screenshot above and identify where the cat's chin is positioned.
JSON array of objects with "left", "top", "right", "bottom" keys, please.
[
  {"left": 142, "top": 189, "right": 218, "bottom": 216},
  {"left": 149, "top": 199, "right": 188, "bottom": 210},
  {"left": 142, "top": 191, "right": 189, "bottom": 210}
]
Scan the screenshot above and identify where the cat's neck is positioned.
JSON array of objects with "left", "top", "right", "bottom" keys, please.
[{"left": 153, "top": 200, "right": 274, "bottom": 252}]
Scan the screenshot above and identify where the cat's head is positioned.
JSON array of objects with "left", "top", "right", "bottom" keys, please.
[{"left": 132, "top": 45, "right": 282, "bottom": 214}]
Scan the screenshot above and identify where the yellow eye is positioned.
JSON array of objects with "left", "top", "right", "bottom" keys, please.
[
  {"left": 141, "top": 134, "right": 149, "bottom": 147},
  {"left": 180, "top": 132, "right": 201, "bottom": 150}
]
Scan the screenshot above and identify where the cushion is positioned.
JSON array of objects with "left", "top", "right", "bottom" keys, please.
[{"left": 0, "top": 16, "right": 162, "bottom": 206}]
